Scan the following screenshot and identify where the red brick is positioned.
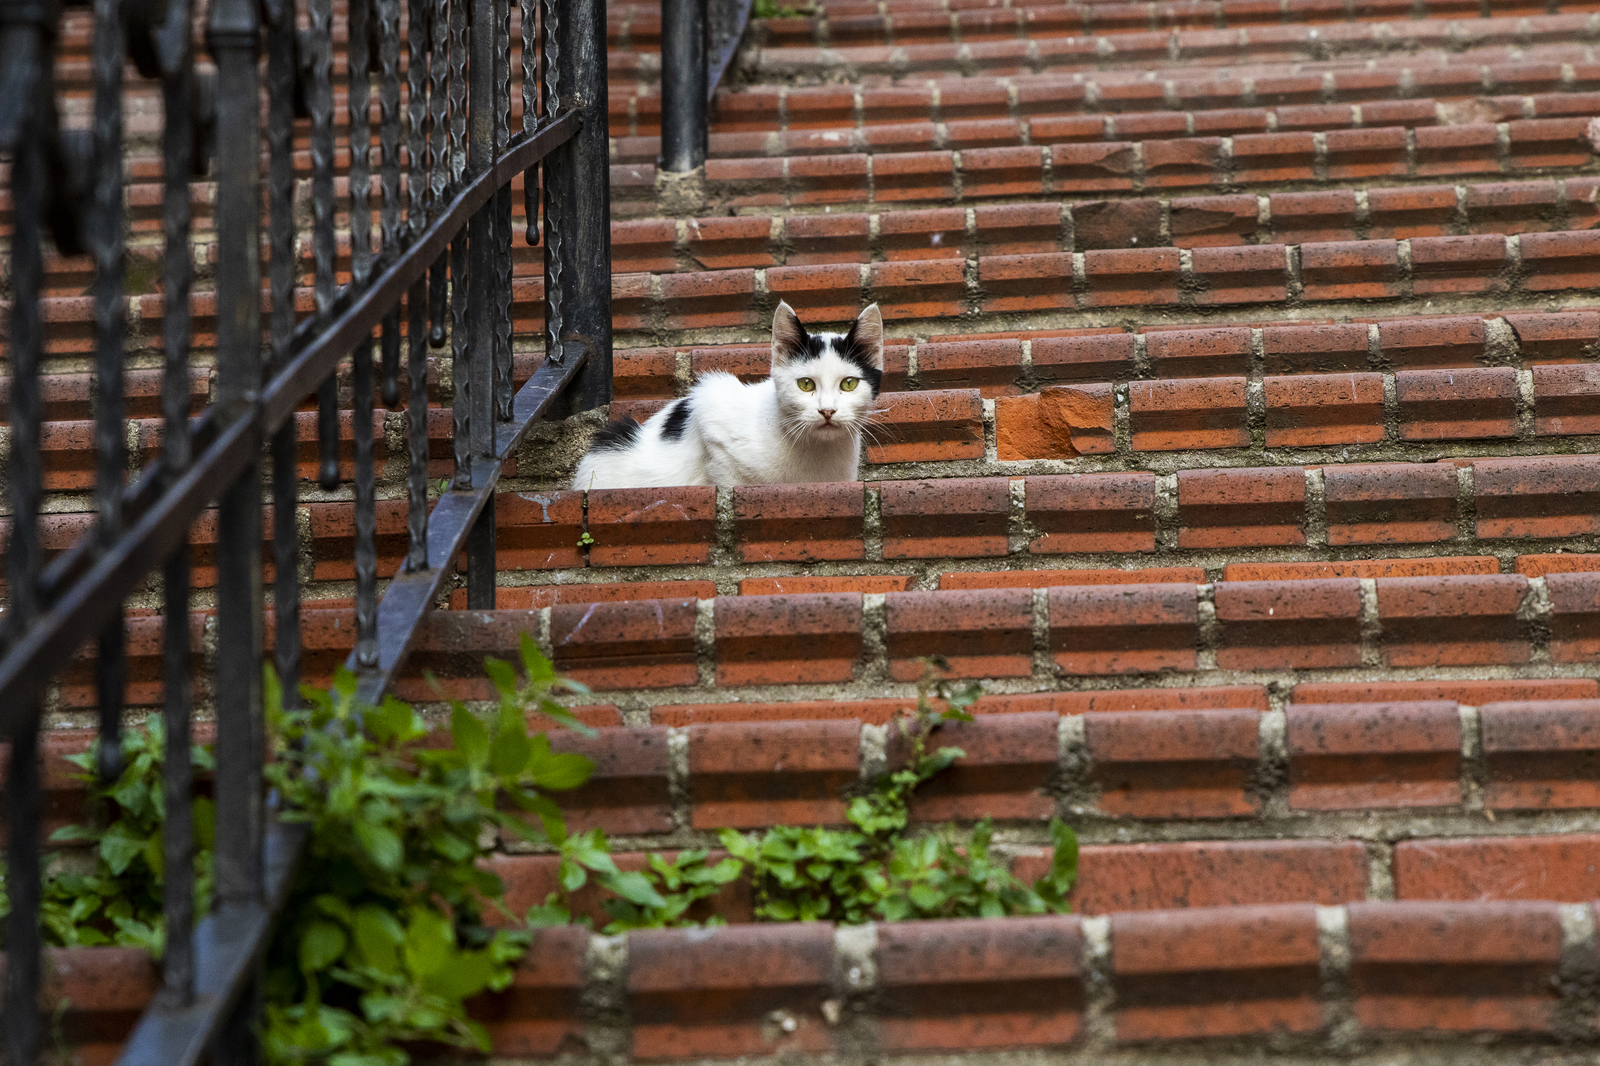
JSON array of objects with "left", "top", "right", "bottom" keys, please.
[
  {"left": 612, "top": 218, "right": 679, "bottom": 274},
  {"left": 858, "top": 122, "right": 938, "bottom": 155},
  {"left": 1145, "top": 327, "right": 1251, "bottom": 378},
  {"left": 705, "top": 157, "right": 785, "bottom": 207},
  {"left": 1264, "top": 371, "right": 1386, "bottom": 447},
  {"left": 1532, "top": 363, "right": 1600, "bottom": 435},
  {"left": 537, "top": 728, "right": 674, "bottom": 835},
  {"left": 586, "top": 486, "right": 716, "bottom": 566},
  {"left": 1031, "top": 332, "right": 1137, "bottom": 382},
  {"left": 994, "top": 385, "right": 1115, "bottom": 459},
  {"left": 733, "top": 482, "right": 864, "bottom": 562},
  {"left": 789, "top": 153, "right": 870, "bottom": 205},
  {"left": 714, "top": 593, "right": 862, "bottom": 686},
  {"left": 1270, "top": 189, "right": 1359, "bottom": 245},
  {"left": 1141, "top": 137, "right": 1224, "bottom": 188},
  {"left": 880, "top": 476, "right": 1009, "bottom": 558},
  {"left": 875, "top": 917, "right": 1085, "bottom": 1053},
  {"left": 978, "top": 252, "right": 1074, "bottom": 313},
  {"left": 628, "top": 924, "right": 837, "bottom": 1058},
  {"left": 1324, "top": 126, "right": 1408, "bottom": 180},
  {"left": 1300, "top": 239, "right": 1400, "bottom": 301},
  {"left": 766, "top": 263, "right": 864, "bottom": 322},
  {"left": 1015, "top": 79, "right": 1091, "bottom": 118},
  {"left": 1520, "top": 229, "right": 1600, "bottom": 291},
  {"left": 1230, "top": 131, "right": 1316, "bottom": 185},
  {"left": 690, "top": 343, "right": 768, "bottom": 382},
  {"left": 1474, "top": 456, "right": 1600, "bottom": 540},
  {"left": 873, "top": 150, "right": 956, "bottom": 202},
  {"left": 859, "top": 85, "right": 934, "bottom": 125},
  {"left": 660, "top": 269, "right": 758, "bottom": 329},
  {"left": 471, "top": 924, "right": 589, "bottom": 1054},
  {"left": 738, "top": 575, "right": 912, "bottom": 596},
  {"left": 1189, "top": 243, "right": 1289, "bottom": 304},
  {"left": 1414, "top": 123, "right": 1500, "bottom": 177},
  {"left": 1050, "top": 141, "right": 1138, "bottom": 193},
  {"left": 1029, "top": 115, "right": 1104, "bottom": 146},
  {"left": 917, "top": 338, "right": 1022, "bottom": 394},
  {"left": 884, "top": 588, "right": 1034, "bottom": 681},
  {"left": 1085, "top": 709, "right": 1261, "bottom": 819},
  {"left": 786, "top": 85, "right": 858, "bottom": 128},
  {"left": 489, "top": 490, "right": 588, "bottom": 570},
  {"left": 1110, "top": 906, "right": 1323, "bottom": 1041},
  {"left": 1376, "top": 574, "right": 1530, "bottom": 667},
  {"left": 869, "top": 389, "right": 986, "bottom": 463},
  {"left": 689, "top": 719, "right": 859, "bottom": 828},
  {"left": 1516, "top": 554, "right": 1600, "bottom": 578},
  {"left": 973, "top": 201, "right": 1062, "bottom": 257},
  {"left": 1177, "top": 466, "right": 1306, "bottom": 549},
  {"left": 886, "top": 712, "right": 1059, "bottom": 821},
  {"left": 1377, "top": 315, "right": 1486, "bottom": 369},
  {"left": 1049, "top": 583, "right": 1199, "bottom": 675},
  {"left": 1224, "top": 557, "right": 1498, "bottom": 581},
  {"left": 868, "top": 258, "right": 967, "bottom": 320},
  {"left": 1507, "top": 310, "right": 1600, "bottom": 363},
  {"left": 1169, "top": 193, "right": 1259, "bottom": 248},
  {"left": 879, "top": 206, "right": 966, "bottom": 261},
  {"left": 1063, "top": 840, "right": 1368, "bottom": 913},
  {"left": 1508, "top": 116, "right": 1594, "bottom": 170},
  {"left": 550, "top": 597, "right": 699, "bottom": 689},
  {"left": 1548, "top": 571, "right": 1600, "bottom": 663},
  {"left": 1409, "top": 233, "right": 1509, "bottom": 294},
  {"left": 1130, "top": 377, "right": 1249, "bottom": 451},
  {"left": 1395, "top": 366, "right": 1518, "bottom": 440},
  {"left": 1323, "top": 463, "right": 1459, "bottom": 546},
  {"left": 1112, "top": 112, "right": 1189, "bottom": 139},
  {"left": 470, "top": 582, "right": 716, "bottom": 612},
  {"left": 1255, "top": 75, "right": 1325, "bottom": 107},
  {"left": 1394, "top": 833, "right": 1600, "bottom": 902},
  {"left": 1294, "top": 679, "right": 1599, "bottom": 705},
  {"left": 942, "top": 568, "right": 1205, "bottom": 591},
  {"left": 784, "top": 212, "right": 870, "bottom": 266},
  {"left": 1263, "top": 323, "right": 1370, "bottom": 374},
  {"left": 1216, "top": 578, "right": 1362, "bottom": 669},
  {"left": 1027, "top": 472, "right": 1157, "bottom": 554},
  {"left": 1464, "top": 180, "right": 1560, "bottom": 235},
  {"left": 1347, "top": 901, "right": 1564, "bottom": 1035},
  {"left": 1286, "top": 702, "right": 1462, "bottom": 810},
  {"left": 961, "top": 145, "right": 1044, "bottom": 197},
  {"left": 1071, "top": 198, "right": 1161, "bottom": 251},
  {"left": 1480, "top": 701, "right": 1600, "bottom": 809},
  {"left": 1367, "top": 184, "right": 1459, "bottom": 239},
  {"left": 612, "top": 347, "right": 678, "bottom": 399}
]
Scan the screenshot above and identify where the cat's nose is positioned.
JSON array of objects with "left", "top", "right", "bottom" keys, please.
[{"left": 819, "top": 408, "right": 836, "bottom": 422}]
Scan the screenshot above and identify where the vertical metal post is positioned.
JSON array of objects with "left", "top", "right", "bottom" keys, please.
[
  {"left": 309, "top": 0, "right": 340, "bottom": 490},
  {"left": 550, "top": 0, "right": 612, "bottom": 410},
  {"left": 465, "top": 0, "right": 497, "bottom": 608},
  {"left": 406, "top": 0, "right": 431, "bottom": 572},
  {"left": 660, "top": 0, "right": 706, "bottom": 173},
  {"left": 350, "top": 0, "right": 380, "bottom": 668}
]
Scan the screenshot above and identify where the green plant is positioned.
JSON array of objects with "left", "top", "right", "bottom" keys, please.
[
  {"left": 752, "top": 0, "right": 815, "bottom": 17},
  {"left": 0, "top": 717, "right": 215, "bottom": 955},
  {"left": 576, "top": 531, "right": 595, "bottom": 548},
  {"left": 260, "top": 637, "right": 661, "bottom": 1066}
]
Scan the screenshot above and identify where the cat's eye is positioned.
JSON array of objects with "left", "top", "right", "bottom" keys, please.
[
  {"left": 797, "top": 377, "right": 816, "bottom": 392},
  {"left": 840, "top": 377, "right": 859, "bottom": 392}
]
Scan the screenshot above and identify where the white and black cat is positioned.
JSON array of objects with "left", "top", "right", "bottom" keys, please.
[{"left": 571, "top": 301, "right": 885, "bottom": 490}]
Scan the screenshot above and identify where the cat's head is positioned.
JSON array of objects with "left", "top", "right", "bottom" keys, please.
[{"left": 769, "top": 301, "right": 884, "bottom": 439}]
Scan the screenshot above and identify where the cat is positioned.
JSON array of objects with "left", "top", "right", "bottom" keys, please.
[{"left": 571, "top": 301, "right": 885, "bottom": 490}]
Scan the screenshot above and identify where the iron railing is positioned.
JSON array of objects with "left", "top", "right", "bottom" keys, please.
[
  {"left": 0, "top": 0, "right": 611, "bottom": 1056},
  {"left": 661, "top": 0, "right": 752, "bottom": 171}
]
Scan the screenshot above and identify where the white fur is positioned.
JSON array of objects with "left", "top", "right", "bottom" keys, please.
[{"left": 572, "top": 302, "right": 884, "bottom": 490}]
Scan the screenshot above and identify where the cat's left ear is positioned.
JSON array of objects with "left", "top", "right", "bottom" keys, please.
[{"left": 850, "top": 303, "right": 885, "bottom": 370}]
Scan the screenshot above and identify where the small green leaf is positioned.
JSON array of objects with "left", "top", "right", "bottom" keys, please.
[
  {"left": 300, "top": 919, "right": 349, "bottom": 973},
  {"left": 354, "top": 822, "right": 403, "bottom": 873},
  {"left": 451, "top": 706, "right": 490, "bottom": 770}
]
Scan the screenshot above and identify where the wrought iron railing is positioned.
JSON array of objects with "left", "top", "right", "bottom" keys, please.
[
  {"left": 0, "top": 0, "right": 611, "bottom": 1056},
  {"left": 661, "top": 0, "right": 752, "bottom": 171}
]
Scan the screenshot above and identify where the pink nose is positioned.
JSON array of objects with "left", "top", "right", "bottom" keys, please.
[{"left": 819, "top": 409, "right": 836, "bottom": 422}]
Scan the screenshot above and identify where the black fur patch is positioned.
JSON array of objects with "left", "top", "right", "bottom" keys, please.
[
  {"left": 590, "top": 418, "right": 642, "bottom": 451},
  {"left": 661, "top": 397, "right": 692, "bottom": 441},
  {"left": 832, "top": 320, "right": 884, "bottom": 396}
]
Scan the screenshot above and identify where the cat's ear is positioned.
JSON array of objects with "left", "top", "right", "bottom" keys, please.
[
  {"left": 850, "top": 303, "right": 885, "bottom": 370},
  {"left": 771, "top": 300, "right": 808, "bottom": 365}
]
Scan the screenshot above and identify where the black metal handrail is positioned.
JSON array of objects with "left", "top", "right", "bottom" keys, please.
[
  {"left": 0, "top": 0, "right": 612, "bottom": 1059},
  {"left": 661, "top": 0, "right": 753, "bottom": 171}
]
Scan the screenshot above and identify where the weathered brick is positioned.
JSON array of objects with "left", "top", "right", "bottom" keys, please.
[
  {"left": 978, "top": 253, "right": 1075, "bottom": 313},
  {"left": 1408, "top": 234, "right": 1508, "bottom": 295},
  {"left": 974, "top": 201, "right": 1063, "bottom": 256},
  {"left": 1144, "top": 328, "right": 1251, "bottom": 378},
  {"left": 688, "top": 719, "right": 860, "bottom": 828},
  {"left": 1030, "top": 332, "right": 1138, "bottom": 382},
  {"left": 880, "top": 477, "right": 1010, "bottom": 558},
  {"left": 994, "top": 385, "right": 1115, "bottom": 459},
  {"left": 1520, "top": 230, "right": 1600, "bottom": 291},
  {"left": 1049, "top": 583, "right": 1199, "bottom": 675},
  {"left": 1189, "top": 243, "right": 1289, "bottom": 304},
  {"left": 1050, "top": 141, "right": 1138, "bottom": 193},
  {"left": 1473, "top": 456, "right": 1600, "bottom": 540},
  {"left": 1377, "top": 316, "right": 1486, "bottom": 369},
  {"left": 1394, "top": 833, "right": 1600, "bottom": 901},
  {"left": 1061, "top": 840, "right": 1368, "bottom": 913},
  {"left": 1505, "top": 310, "right": 1600, "bottom": 363},
  {"left": 868, "top": 258, "right": 968, "bottom": 319},
  {"left": 1084, "top": 709, "right": 1261, "bottom": 819},
  {"left": 1286, "top": 702, "right": 1462, "bottom": 810},
  {"left": 1071, "top": 198, "right": 1161, "bottom": 251},
  {"left": 1176, "top": 466, "right": 1306, "bottom": 548},
  {"left": 1262, "top": 323, "right": 1370, "bottom": 375},
  {"left": 586, "top": 487, "right": 717, "bottom": 566},
  {"left": 1264, "top": 372, "right": 1386, "bottom": 447},
  {"left": 1376, "top": 574, "right": 1530, "bottom": 667},
  {"left": 1129, "top": 377, "right": 1249, "bottom": 451},
  {"left": 1415, "top": 123, "right": 1500, "bottom": 177},
  {"left": 886, "top": 712, "right": 1059, "bottom": 821},
  {"left": 1547, "top": 571, "right": 1600, "bottom": 663},
  {"left": 885, "top": 588, "right": 1035, "bottom": 680},
  {"left": 550, "top": 597, "right": 700, "bottom": 690},
  {"left": 868, "top": 389, "right": 986, "bottom": 463},
  {"left": 917, "top": 338, "right": 1023, "bottom": 394},
  {"left": 1532, "top": 364, "right": 1600, "bottom": 435},
  {"left": 1480, "top": 701, "right": 1600, "bottom": 810},
  {"left": 1084, "top": 247, "right": 1180, "bottom": 307},
  {"left": 733, "top": 482, "right": 864, "bottom": 562},
  {"left": 1270, "top": 190, "right": 1358, "bottom": 245},
  {"left": 1300, "top": 239, "right": 1401, "bottom": 301},
  {"left": 1027, "top": 472, "right": 1157, "bottom": 553},
  {"left": 714, "top": 593, "right": 863, "bottom": 686},
  {"left": 1216, "top": 578, "right": 1362, "bottom": 669},
  {"left": 1395, "top": 367, "right": 1518, "bottom": 440},
  {"left": 1323, "top": 463, "right": 1459, "bottom": 546}
]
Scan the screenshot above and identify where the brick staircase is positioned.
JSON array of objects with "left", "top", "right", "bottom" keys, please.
[{"left": 13, "top": 0, "right": 1600, "bottom": 1059}]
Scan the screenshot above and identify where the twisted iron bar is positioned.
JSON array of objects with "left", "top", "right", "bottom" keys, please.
[{"left": 540, "top": 0, "right": 564, "bottom": 361}]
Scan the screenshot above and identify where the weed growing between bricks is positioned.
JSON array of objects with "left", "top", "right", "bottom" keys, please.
[{"left": 0, "top": 646, "right": 1078, "bottom": 1066}]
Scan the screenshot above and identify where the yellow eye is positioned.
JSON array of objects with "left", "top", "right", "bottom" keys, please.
[
  {"left": 797, "top": 377, "right": 816, "bottom": 392},
  {"left": 839, "top": 377, "right": 858, "bottom": 392}
]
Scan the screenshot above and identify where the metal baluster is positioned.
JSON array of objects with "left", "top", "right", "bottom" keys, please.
[
  {"left": 520, "top": 0, "right": 538, "bottom": 244},
  {"left": 266, "top": 0, "right": 302, "bottom": 703},
  {"left": 378, "top": 0, "right": 403, "bottom": 407},
  {"left": 406, "top": 0, "right": 431, "bottom": 570},
  {"left": 158, "top": 15, "right": 198, "bottom": 1004},
  {"left": 558, "top": 0, "right": 612, "bottom": 410},
  {"left": 309, "top": 0, "right": 340, "bottom": 489},
  {"left": 493, "top": 0, "right": 512, "bottom": 422},
  {"left": 426, "top": 0, "right": 449, "bottom": 346},
  {"left": 448, "top": 0, "right": 470, "bottom": 490},
  {"left": 465, "top": 0, "right": 497, "bottom": 609},
  {"left": 350, "top": 0, "right": 380, "bottom": 668},
  {"left": 207, "top": 0, "right": 266, "bottom": 1056},
  {"left": 1, "top": 15, "right": 50, "bottom": 1057},
  {"left": 91, "top": 0, "right": 128, "bottom": 782},
  {"left": 661, "top": 0, "right": 707, "bottom": 173},
  {"left": 539, "top": 0, "right": 562, "bottom": 360}
]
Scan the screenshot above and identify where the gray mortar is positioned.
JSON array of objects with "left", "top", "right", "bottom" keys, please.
[{"left": 581, "top": 933, "right": 631, "bottom": 1065}]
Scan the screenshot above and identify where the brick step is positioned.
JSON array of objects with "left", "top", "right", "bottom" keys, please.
[{"left": 741, "top": 17, "right": 1600, "bottom": 82}]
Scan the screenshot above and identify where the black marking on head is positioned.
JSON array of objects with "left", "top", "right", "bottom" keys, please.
[
  {"left": 591, "top": 418, "right": 642, "bottom": 452},
  {"left": 831, "top": 321, "right": 884, "bottom": 396},
  {"left": 660, "top": 397, "right": 692, "bottom": 441}
]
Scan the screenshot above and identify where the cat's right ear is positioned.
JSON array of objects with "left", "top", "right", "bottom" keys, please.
[{"left": 771, "top": 300, "right": 808, "bottom": 365}]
